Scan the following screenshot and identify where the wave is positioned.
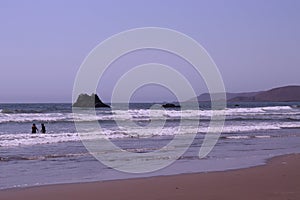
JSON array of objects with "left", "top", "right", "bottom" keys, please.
[
  {"left": 0, "top": 152, "right": 90, "bottom": 162},
  {"left": 220, "top": 135, "right": 273, "bottom": 140},
  {"left": 1, "top": 109, "right": 43, "bottom": 114},
  {"left": 0, "top": 108, "right": 69, "bottom": 114},
  {"left": 0, "top": 106, "right": 300, "bottom": 124},
  {"left": 1, "top": 120, "right": 300, "bottom": 147},
  {"left": 0, "top": 105, "right": 295, "bottom": 115},
  {"left": 0, "top": 106, "right": 299, "bottom": 124}
]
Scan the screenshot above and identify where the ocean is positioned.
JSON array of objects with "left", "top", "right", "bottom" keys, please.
[{"left": 1, "top": 102, "right": 300, "bottom": 190}]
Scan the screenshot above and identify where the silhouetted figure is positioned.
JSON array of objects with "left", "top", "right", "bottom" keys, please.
[
  {"left": 32, "top": 124, "right": 39, "bottom": 133},
  {"left": 41, "top": 123, "right": 46, "bottom": 134}
]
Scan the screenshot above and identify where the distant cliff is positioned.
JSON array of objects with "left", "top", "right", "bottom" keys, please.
[
  {"left": 229, "top": 86, "right": 300, "bottom": 102},
  {"left": 191, "top": 92, "right": 260, "bottom": 102},
  {"left": 192, "top": 86, "right": 300, "bottom": 102},
  {"left": 73, "top": 93, "right": 110, "bottom": 108}
]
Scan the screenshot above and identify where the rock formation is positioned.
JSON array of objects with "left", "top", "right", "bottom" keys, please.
[
  {"left": 73, "top": 93, "right": 110, "bottom": 108},
  {"left": 162, "top": 103, "right": 181, "bottom": 108}
]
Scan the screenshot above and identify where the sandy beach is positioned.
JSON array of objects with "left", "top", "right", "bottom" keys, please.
[{"left": 1, "top": 153, "right": 300, "bottom": 200}]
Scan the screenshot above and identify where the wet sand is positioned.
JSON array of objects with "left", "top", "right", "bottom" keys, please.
[{"left": 1, "top": 154, "right": 300, "bottom": 200}]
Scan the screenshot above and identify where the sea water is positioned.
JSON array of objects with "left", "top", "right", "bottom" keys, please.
[{"left": 1, "top": 102, "right": 300, "bottom": 189}]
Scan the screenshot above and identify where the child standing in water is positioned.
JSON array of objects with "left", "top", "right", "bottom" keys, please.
[
  {"left": 32, "top": 124, "right": 39, "bottom": 133},
  {"left": 41, "top": 123, "right": 46, "bottom": 133}
]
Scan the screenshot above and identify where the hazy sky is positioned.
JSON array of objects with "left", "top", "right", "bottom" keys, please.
[{"left": 0, "top": 0, "right": 299, "bottom": 103}]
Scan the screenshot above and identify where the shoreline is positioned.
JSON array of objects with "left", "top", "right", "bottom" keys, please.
[
  {"left": 0, "top": 153, "right": 286, "bottom": 191},
  {"left": 1, "top": 153, "right": 300, "bottom": 200}
]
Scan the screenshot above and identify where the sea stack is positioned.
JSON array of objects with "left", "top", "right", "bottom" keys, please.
[
  {"left": 73, "top": 93, "right": 110, "bottom": 108},
  {"left": 162, "top": 103, "right": 181, "bottom": 108}
]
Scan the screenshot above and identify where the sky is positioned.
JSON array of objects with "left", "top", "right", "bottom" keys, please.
[{"left": 0, "top": 0, "right": 299, "bottom": 103}]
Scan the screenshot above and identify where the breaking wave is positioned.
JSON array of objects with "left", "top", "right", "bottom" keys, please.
[
  {"left": 1, "top": 121, "right": 300, "bottom": 147},
  {"left": 0, "top": 105, "right": 299, "bottom": 124}
]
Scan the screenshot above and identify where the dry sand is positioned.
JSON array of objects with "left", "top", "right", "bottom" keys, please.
[{"left": 1, "top": 154, "right": 300, "bottom": 200}]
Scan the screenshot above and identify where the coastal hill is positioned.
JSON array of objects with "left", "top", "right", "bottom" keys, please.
[
  {"left": 192, "top": 85, "right": 300, "bottom": 102},
  {"left": 73, "top": 93, "right": 110, "bottom": 108},
  {"left": 192, "top": 91, "right": 260, "bottom": 102}
]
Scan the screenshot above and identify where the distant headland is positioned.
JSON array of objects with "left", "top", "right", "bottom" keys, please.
[{"left": 191, "top": 85, "right": 300, "bottom": 102}]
